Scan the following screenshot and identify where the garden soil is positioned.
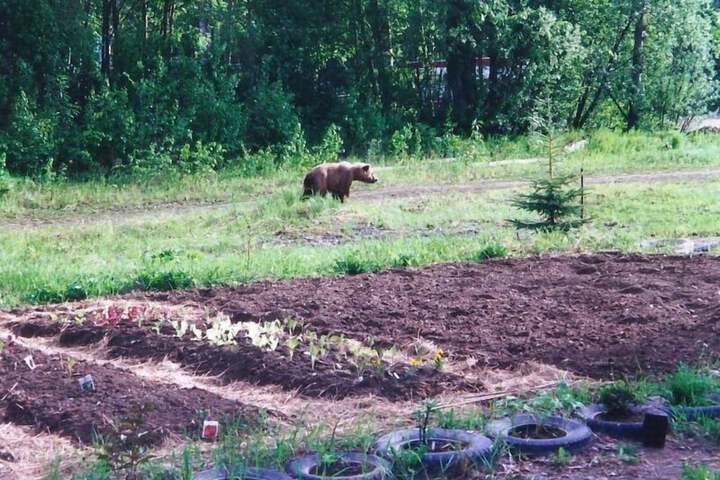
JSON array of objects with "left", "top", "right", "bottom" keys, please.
[
  {"left": 132, "top": 253, "right": 720, "bottom": 380},
  {"left": 0, "top": 343, "right": 257, "bottom": 445}
]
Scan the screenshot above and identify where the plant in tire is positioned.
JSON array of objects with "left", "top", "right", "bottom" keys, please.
[{"left": 598, "top": 382, "right": 638, "bottom": 419}]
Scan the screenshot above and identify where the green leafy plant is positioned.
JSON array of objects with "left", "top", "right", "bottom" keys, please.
[
  {"left": 598, "top": 381, "right": 637, "bottom": 416},
  {"left": 472, "top": 244, "right": 507, "bottom": 262},
  {"left": 617, "top": 443, "right": 639, "bottom": 464},
  {"left": 333, "top": 253, "right": 380, "bottom": 276},
  {"left": 509, "top": 175, "right": 588, "bottom": 232},
  {"left": 64, "top": 357, "right": 77, "bottom": 377},
  {"left": 205, "top": 314, "right": 242, "bottom": 346},
  {"left": 665, "top": 365, "right": 719, "bottom": 407},
  {"left": 682, "top": 464, "right": 720, "bottom": 480},
  {"left": 285, "top": 336, "right": 300, "bottom": 360},
  {"left": 550, "top": 447, "right": 572, "bottom": 467},
  {"left": 95, "top": 402, "right": 157, "bottom": 480},
  {"left": 170, "top": 319, "right": 190, "bottom": 339},
  {"left": 414, "top": 400, "right": 437, "bottom": 446}
]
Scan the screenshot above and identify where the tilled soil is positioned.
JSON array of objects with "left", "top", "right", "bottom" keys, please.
[
  {"left": 8, "top": 319, "right": 474, "bottom": 400},
  {"left": 0, "top": 343, "right": 257, "bottom": 445},
  {"left": 131, "top": 253, "right": 720, "bottom": 380}
]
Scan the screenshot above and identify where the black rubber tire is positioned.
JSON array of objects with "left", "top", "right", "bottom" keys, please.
[
  {"left": 664, "top": 394, "right": 720, "bottom": 421},
  {"left": 373, "top": 427, "right": 493, "bottom": 475},
  {"left": 285, "top": 452, "right": 390, "bottom": 480},
  {"left": 575, "top": 404, "right": 648, "bottom": 439},
  {"left": 485, "top": 414, "right": 592, "bottom": 457},
  {"left": 193, "top": 466, "right": 293, "bottom": 480}
]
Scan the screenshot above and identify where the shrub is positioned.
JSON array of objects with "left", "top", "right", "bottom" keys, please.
[
  {"left": 598, "top": 382, "right": 637, "bottom": 415},
  {"left": 0, "top": 153, "right": 11, "bottom": 199},
  {"left": 312, "top": 124, "right": 344, "bottom": 164},
  {"left": 2, "top": 91, "right": 56, "bottom": 177},
  {"left": 176, "top": 141, "right": 223, "bottom": 175}
]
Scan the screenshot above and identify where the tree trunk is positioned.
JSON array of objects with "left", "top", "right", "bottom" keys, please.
[
  {"left": 572, "top": 13, "right": 635, "bottom": 129},
  {"left": 627, "top": 1, "right": 646, "bottom": 130},
  {"left": 101, "top": 0, "right": 112, "bottom": 78},
  {"left": 445, "top": 0, "right": 477, "bottom": 133},
  {"left": 368, "top": 0, "right": 392, "bottom": 113},
  {"left": 111, "top": 0, "right": 120, "bottom": 79},
  {"left": 162, "top": 0, "right": 174, "bottom": 38}
]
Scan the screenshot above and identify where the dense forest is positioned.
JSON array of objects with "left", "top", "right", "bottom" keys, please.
[{"left": 0, "top": 0, "right": 718, "bottom": 177}]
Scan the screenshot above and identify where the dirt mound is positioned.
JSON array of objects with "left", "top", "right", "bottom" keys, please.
[
  {"left": 0, "top": 343, "right": 257, "bottom": 445},
  {"left": 130, "top": 253, "right": 720, "bottom": 380},
  {"left": 5, "top": 253, "right": 720, "bottom": 394}
]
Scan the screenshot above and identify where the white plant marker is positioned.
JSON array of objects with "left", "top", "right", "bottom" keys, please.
[
  {"left": 23, "top": 355, "right": 36, "bottom": 370},
  {"left": 78, "top": 374, "right": 95, "bottom": 392}
]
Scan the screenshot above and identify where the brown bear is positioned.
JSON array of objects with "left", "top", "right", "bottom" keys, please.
[{"left": 303, "top": 162, "right": 378, "bottom": 202}]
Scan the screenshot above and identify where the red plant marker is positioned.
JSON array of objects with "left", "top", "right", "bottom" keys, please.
[{"left": 202, "top": 420, "right": 219, "bottom": 441}]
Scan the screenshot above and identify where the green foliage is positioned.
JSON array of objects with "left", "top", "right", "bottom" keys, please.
[
  {"left": 2, "top": 91, "right": 55, "bottom": 177},
  {"left": 94, "top": 402, "right": 156, "bottom": 479},
  {"left": 413, "top": 400, "right": 437, "bottom": 446},
  {"left": 471, "top": 244, "right": 508, "bottom": 261},
  {"left": 616, "top": 443, "right": 640, "bottom": 464},
  {"left": 131, "top": 270, "right": 195, "bottom": 292},
  {"left": 333, "top": 253, "right": 380, "bottom": 276},
  {"left": 682, "top": 464, "right": 720, "bottom": 480},
  {"left": 1, "top": 0, "right": 717, "bottom": 177},
  {"left": 434, "top": 408, "right": 486, "bottom": 431},
  {"left": 598, "top": 381, "right": 638, "bottom": 415},
  {"left": 509, "top": 175, "right": 588, "bottom": 232},
  {"left": 665, "top": 365, "right": 719, "bottom": 407},
  {"left": 550, "top": 447, "right": 572, "bottom": 467}
]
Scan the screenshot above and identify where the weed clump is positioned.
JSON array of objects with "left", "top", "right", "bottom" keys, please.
[
  {"left": 334, "top": 253, "right": 380, "bottom": 276},
  {"left": 597, "top": 382, "right": 637, "bottom": 416},
  {"left": 131, "top": 270, "right": 195, "bottom": 292},
  {"left": 665, "top": 365, "right": 719, "bottom": 407},
  {"left": 681, "top": 464, "right": 720, "bottom": 480},
  {"left": 472, "top": 244, "right": 507, "bottom": 262}
]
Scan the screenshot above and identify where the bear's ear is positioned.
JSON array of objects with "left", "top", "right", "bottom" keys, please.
[{"left": 362, "top": 164, "right": 370, "bottom": 171}]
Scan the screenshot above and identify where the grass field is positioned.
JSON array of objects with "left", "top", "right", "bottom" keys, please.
[
  {"left": 0, "top": 129, "right": 718, "bottom": 221},
  {"left": 1, "top": 175, "right": 718, "bottom": 307},
  {"left": 1, "top": 128, "right": 720, "bottom": 307}
]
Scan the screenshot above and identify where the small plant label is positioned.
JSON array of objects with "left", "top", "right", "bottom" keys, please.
[
  {"left": 202, "top": 420, "right": 219, "bottom": 441},
  {"left": 78, "top": 374, "right": 95, "bottom": 392},
  {"left": 23, "top": 355, "right": 36, "bottom": 370}
]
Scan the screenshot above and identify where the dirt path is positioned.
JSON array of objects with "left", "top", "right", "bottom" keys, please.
[{"left": 3, "top": 167, "right": 720, "bottom": 230}]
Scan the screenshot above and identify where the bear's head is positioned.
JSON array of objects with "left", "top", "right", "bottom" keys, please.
[{"left": 354, "top": 163, "right": 378, "bottom": 184}]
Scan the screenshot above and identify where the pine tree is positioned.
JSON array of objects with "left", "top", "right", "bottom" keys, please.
[{"left": 509, "top": 175, "right": 587, "bottom": 232}]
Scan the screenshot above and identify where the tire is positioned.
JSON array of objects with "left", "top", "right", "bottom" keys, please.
[
  {"left": 285, "top": 452, "right": 390, "bottom": 480},
  {"left": 575, "top": 404, "right": 647, "bottom": 439},
  {"left": 665, "top": 394, "right": 720, "bottom": 422},
  {"left": 373, "top": 428, "right": 493, "bottom": 475},
  {"left": 485, "top": 414, "right": 592, "bottom": 457},
  {"left": 193, "top": 466, "right": 293, "bottom": 480}
]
